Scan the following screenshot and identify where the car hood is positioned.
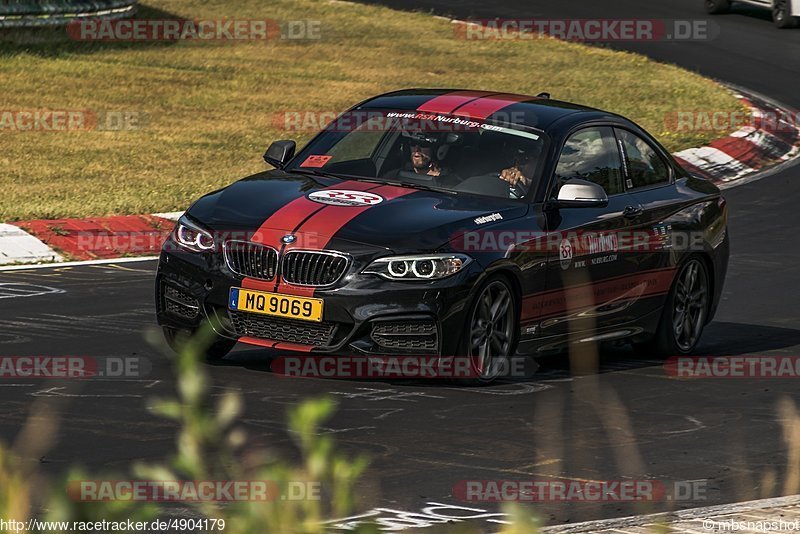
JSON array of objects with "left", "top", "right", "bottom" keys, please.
[{"left": 186, "top": 170, "right": 528, "bottom": 252}]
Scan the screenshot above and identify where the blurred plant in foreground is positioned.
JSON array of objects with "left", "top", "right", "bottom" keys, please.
[
  {"left": 0, "top": 322, "right": 553, "bottom": 533},
  {"left": 133, "top": 325, "right": 372, "bottom": 533},
  {"left": 8, "top": 326, "right": 800, "bottom": 532},
  {"left": 1, "top": 324, "right": 372, "bottom": 533}
]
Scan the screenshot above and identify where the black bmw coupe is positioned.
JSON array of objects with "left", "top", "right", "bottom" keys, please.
[{"left": 156, "top": 89, "right": 729, "bottom": 382}]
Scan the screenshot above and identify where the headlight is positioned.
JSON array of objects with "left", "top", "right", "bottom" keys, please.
[
  {"left": 172, "top": 215, "right": 215, "bottom": 252},
  {"left": 363, "top": 254, "right": 472, "bottom": 280}
]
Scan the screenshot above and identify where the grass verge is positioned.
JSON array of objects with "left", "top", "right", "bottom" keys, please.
[{"left": 0, "top": 0, "right": 743, "bottom": 221}]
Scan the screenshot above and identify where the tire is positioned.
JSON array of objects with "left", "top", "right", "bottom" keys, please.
[
  {"left": 705, "top": 0, "right": 731, "bottom": 14},
  {"left": 457, "top": 275, "right": 520, "bottom": 385},
  {"left": 773, "top": 0, "right": 799, "bottom": 28},
  {"left": 636, "top": 257, "right": 710, "bottom": 358},
  {"left": 162, "top": 326, "right": 236, "bottom": 361}
]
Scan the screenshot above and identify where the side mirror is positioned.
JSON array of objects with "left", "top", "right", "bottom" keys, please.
[
  {"left": 551, "top": 178, "right": 608, "bottom": 208},
  {"left": 263, "top": 140, "right": 296, "bottom": 168}
]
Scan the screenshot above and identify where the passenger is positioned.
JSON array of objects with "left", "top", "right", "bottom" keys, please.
[{"left": 497, "top": 138, "right": 539, "bottom": 191}]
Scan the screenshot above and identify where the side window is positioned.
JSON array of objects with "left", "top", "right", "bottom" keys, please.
[
  {"left": 616, "top": 129, "right": 670, "bottom": 189},
  {"left": 552, "top": 127, "right": 624, "bottom": 198}
]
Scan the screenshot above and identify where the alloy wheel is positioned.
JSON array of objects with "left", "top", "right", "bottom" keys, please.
[
  {"left": 672, "top": 260, "right": 709, "bottom": 352},
  {"left": 469, "top": 280, "right": 515, "bottom": 380}
]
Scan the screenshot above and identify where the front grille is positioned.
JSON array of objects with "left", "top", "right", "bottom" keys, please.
[
  {"left": 281, "top": 251, "right": 349, "bottom": 287},
  {"left": 229, "top": 311, "right": 336, "bottom": 347},
  {"left": 225, "top": 240, "right": 278, "bottom": 280},
  {"left": 162, "top": 284, "right": 199, "bottom": 319},
  {"left": 371, "top": 320, "right": 439, "bottom": 352}
]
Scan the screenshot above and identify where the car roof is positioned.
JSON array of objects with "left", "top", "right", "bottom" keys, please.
[{"left": 354, "top": 88, "right": 625, "bottom": 132}]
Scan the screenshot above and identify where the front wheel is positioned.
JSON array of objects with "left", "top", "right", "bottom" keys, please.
[
  {"left": 705, "top": 0, "right": 731, "bottom": 14},
  {"left": 774, "top": 0, "right": 799, "bottom": 28},
  {"left": 162, "top": 326, "right": 237, "bottom": 361},
  {"left": 458, "top": 276, "right": 520, "bottom": 384},
  {"left": 639, "top": 258, "right": 710, "bottom": 357}
]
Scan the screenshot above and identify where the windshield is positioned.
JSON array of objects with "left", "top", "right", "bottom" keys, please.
[{"left": 285, "top": 109, "right": 547, "bottom": 200}]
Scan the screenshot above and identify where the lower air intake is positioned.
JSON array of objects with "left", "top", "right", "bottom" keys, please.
[
  {"left": 162, "top": 284, "right": 199, "bottom": 319},
  {"left": 229, "top": 311, "right": 336, "bottom": 347},
  {"left": 371, "top": 320, "right": 439, "bottom": 352}
]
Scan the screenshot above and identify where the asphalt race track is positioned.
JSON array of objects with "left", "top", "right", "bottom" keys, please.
[{"left": 3, "top": 0, "right": 800, "bottom": 529}]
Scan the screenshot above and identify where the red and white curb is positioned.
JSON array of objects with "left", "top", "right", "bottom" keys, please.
[
  {"left": 0, "top": 224, "right": 64, "bottom": 264},
  {"left": 672, "top": 86, "right": 800, "bottom": 188},
  {"left": 1, "top": 88, "right": 798, "bottom": 267},
  {"left": 0, "top": 213, "right": 182, "bottom": 267}
]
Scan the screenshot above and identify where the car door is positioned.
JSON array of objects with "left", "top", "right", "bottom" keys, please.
[
  {"left": 537, "top": 125, "right": 648, "bottom": 342},
  {"left": 615, "top": 127, "right": 682, "bottom": 319}
]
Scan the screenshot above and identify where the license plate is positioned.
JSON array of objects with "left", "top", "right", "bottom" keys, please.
[{"left": 228, "top": 288, "right": 323, "bottom": 322}]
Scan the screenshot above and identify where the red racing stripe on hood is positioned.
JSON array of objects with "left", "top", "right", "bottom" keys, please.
[
  {"left": 274, "top": 184, "right": 417, "bottom": 298},
  {"left": 238, "top": 183, "right": 417, "bottom": 354},
  {"left": 241, "top": 180, "right": 379, "bottom": 292}
]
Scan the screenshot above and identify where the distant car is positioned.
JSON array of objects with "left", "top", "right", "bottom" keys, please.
[
  {"left": 155, "top": 89, "right": 729, "bottom": 383},
  {"left": 706, "top": 0, "right": 799, "bottom": 28}
]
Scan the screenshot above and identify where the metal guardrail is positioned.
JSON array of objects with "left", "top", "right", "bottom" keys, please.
[{"left": 0, "top": 1, "right": 137, "bottom": 28}]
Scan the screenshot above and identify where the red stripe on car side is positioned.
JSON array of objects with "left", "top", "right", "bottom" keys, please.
[{"left": 520, "top": 267, "right": 677, "bottom": 323}]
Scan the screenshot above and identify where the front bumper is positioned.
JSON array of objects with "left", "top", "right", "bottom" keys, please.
[{"left": 155, "top": 245, "right": 480, "bottom": 356}]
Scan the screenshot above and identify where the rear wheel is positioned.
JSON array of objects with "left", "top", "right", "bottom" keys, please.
[
  {"left": 705, "top": 0, "right": 731, "bottom": 14},
  {"left": 458, "top": 276, "right": 519, "bottom": 384},
  {"left": 637, "top": 258, "right": 710, "bottom": 357},
  {"left": 162, "top": 326, "right": 237, "bottom": 361},
  {"left": 774, "top": 0, "right": 798, "bottom": 28}
]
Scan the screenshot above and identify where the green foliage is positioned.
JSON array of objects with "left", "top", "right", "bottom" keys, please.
[{"left": 0, "top": 324, "right": 371, "bottom": 533}]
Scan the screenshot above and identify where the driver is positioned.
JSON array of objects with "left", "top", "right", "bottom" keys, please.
[
  {"left": 410, "top": 141, "right": 442, "bottom": 176},
  {"left": 498, "top": 138, "right": 538, "bottom": 191},
  {"left": 384, "top": 130, "right": 450, "bottom": 179}
]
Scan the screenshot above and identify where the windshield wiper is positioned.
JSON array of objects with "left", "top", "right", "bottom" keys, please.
[
  {"left": 285, "top": 168, "right": 347, "bottom": 180},
  {"left": 380, "top": 180, "right": 457, "bottom": 195},
  {"left": 286, "top": 169, "right": 456, "bottom": 195}
]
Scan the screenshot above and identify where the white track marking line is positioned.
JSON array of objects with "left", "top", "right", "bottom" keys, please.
[{"left": 0, "top": 256, "right": 158, "bottom": 271}]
